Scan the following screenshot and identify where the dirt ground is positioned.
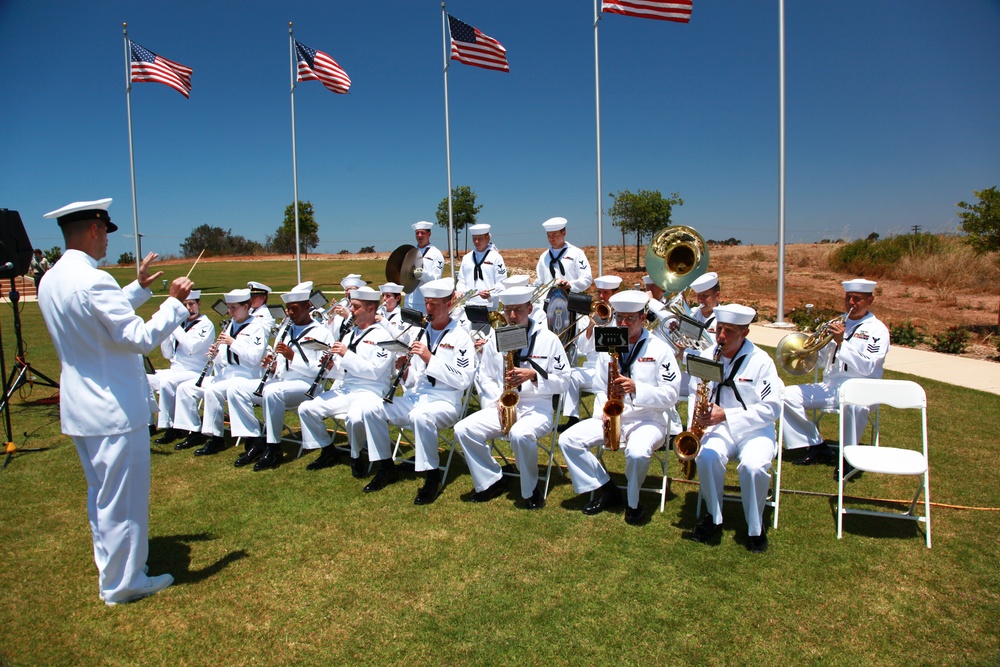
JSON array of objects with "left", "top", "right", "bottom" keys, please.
[{"left": 159, "top": 243, "right": 1000, "bottom": 362}]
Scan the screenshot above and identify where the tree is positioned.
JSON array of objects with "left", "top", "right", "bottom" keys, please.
[
  {"left": 957, "top": 186, "right": 1000, "bottom": 254},
  {"left": 44, "top": 246, "right": 62, "bottom": 264},
  {"left": 358, "top": 245, "right": 375, "bottom": 254},
  {"left": 180, "top": 224, "right": 264, "bottom": 257},
  {"left": 866, "top": 232, "right": 880, "bottom": 242},
  {"left": 607, "top": 189, "right": 684, "bottom": 268},
  {"left": 436, "top": 185, "right": 482, "bottom": 253},
  {"left": 267, "top": 200, "right": 320, "bottom": 254},
  {"left": 117, "top": 252, "right": 135, "bottom": 266}
]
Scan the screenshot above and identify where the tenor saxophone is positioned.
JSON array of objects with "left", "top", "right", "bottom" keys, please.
[
  {"left": 602, "top": 350, "right": 624, "bottom": 451},
  {"left": 499, "top": 350, "right": 519, "bottom": 435}
]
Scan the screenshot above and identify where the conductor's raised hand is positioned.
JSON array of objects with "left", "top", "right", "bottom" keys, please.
[{"left": 138, "top": 252, "right": 165, "bottom": 289}]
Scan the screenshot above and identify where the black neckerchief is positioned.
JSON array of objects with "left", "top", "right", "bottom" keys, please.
[
  {"left": 284, "top": 321, "right": 320, "bottom": 369},
  {"left": 347, "top": 324, "right": 375, "bottom": 353},
  {"left": 548, "top": 246, "right": 568, "bottom": 278},
  {"left": 420, "top": 246, "right": 430, "bottom": 257},
  {"left": 619, "top": 331, "right": 648, "bottom": 379},
  {"left": 226, "top": 318, "right": 253, "bottom": 366},
  {"left": 175, "top": 315, "right": 202, "bottom": 350},
  {"left": 514, "top": 325, "right": 548, "bottom": 384},
  {"left": 834, "top": 315, "right": 868, "bottom": 371},
  {"left": 422, "top": 320, "right": 455, "bottom": 386},
  {"left": 712, "top": 344, "right": 748, "bottom": 410},
  {"left": 472, "top": 247, "right": 490, "bottom": 281}
]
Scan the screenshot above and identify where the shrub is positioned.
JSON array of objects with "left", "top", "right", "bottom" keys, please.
[
  {"left": 785, "top": 304, "right": 842, "bottom": 331},
  {"left": 358, "top": 246, "right": 376, "bottom": 254},
  {"left": 117, "top": 252, "right": 135, "bottom": 266},
  {"left": 931, "top": 326, "right": 970, "bottom": 355},
  {"left": 831, "top": 233, "right": 942, "bottom": 277},
  {"left": 889, "top": 320, "right": 926, "bottom": 347},
  {"left": 337, "top": 249, "right": 350, "bottom": 255}
]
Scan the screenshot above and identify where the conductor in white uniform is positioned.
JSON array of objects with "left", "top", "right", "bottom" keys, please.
[{"left": 38, "top": 198, "right": 193, "bottom": 606}]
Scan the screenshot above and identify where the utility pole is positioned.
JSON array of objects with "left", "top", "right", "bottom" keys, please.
[{"left": 911, "top": 225, "right": 922, "bottom": 235}]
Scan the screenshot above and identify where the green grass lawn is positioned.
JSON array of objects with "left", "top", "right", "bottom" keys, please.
[{"left": 1, "top": 262, "right": 998, "bottom": 666}]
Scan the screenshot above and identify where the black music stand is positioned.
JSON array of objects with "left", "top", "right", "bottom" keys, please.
[{"left": 1, "top": 276, "right": 59, "bottom": 468}]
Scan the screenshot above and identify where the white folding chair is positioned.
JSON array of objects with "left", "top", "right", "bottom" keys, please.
[
  {"left": 391, "top": 384, "right": 476, "bottom": 488},
  {"left": 836, "top": 378, "right": 931, "bottom": 548},
  {"left": 810, "top": 365, "right": 880, "bottom": 446},
  {"left": 488, "top": 394, "right": 566, "bottom": 499}
]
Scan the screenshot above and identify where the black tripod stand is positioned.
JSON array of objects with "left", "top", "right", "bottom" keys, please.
[{"left": 1, "top": 276, "right": 59, "bottom": 468}]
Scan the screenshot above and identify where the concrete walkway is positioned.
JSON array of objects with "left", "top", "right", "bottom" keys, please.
[{"left": 750, "top": 324, "right": 1000, "bottom": 396}]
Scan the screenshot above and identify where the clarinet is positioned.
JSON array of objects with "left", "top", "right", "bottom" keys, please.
[
  {"left": 194, "top": 318, "right": 231, "bottom": 387},
  {"left": 383, "top": 318, "right": 428, "bottom": 404},
  {"left": 253, "top": 317, "right": 293, "bottom": 397},
  {"left": 304, "top": 345, "right": 336, "bottom": 399}
]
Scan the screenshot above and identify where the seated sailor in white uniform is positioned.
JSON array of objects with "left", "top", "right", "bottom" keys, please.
[
  {"left": 150, "top": 289, "right": 215, "bottom": 444},
  {"left": 453, "top": 286, "right": 570, "bottom": 509},
  {"left": 357, "top": 278, "right": 475, "bottom": 504},
  {"left": 297, "top": 286, "right": 395, "bottom": 476},
  {"left": 685, "top": 304, "right": 783, "bottom": 553},
  {"left": 227, "top": 282, "right": 334, "bottom": 471},
  {"left": 377, "top": 281, "right": 406, "bottom": 337},
  {"left": 558, "top": 290, "right": 681, "bottom": 525},
  {"left": 326, "top": 274, "right": 365, "bottom": 342},
  {"left": 172, "top": 288, "right": 269, "bottom": 455}
]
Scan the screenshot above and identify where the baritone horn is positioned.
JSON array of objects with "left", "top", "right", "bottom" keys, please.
[{"left": 775, "top": 312, "right": 848, "bottom": 376}]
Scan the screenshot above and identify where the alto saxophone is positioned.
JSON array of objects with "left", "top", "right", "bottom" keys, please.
[
  {"left": 602, "top": 350, "right": 624, "bottom": 451},
  {"left": 674, "top": 346, "right": 722, "bottom": 479},
  {"left": 499, "top": 350, "right": 519, "bottom": 435}
]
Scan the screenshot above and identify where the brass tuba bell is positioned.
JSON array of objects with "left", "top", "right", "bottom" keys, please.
[{"left": 644, "top": 225, "right": 710, "bottom": 294}]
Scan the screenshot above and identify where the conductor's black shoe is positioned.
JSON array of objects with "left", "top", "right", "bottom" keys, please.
[
  {"left": 351, "top": 455, "right": 368, "bottom": 479},
  {"left": 363, "top": 462, "right": 398, "bottom": 493},
  {"left": 557, "top": 416, "right": 580, "bottom": 433},
  {"left": 747, "top": 533, "right": 769, "bottom": 553},
  {"left": 149, "top": 424, "right": 157, "bottom": 436},
  {"left": 155, "top": 428, "right": 182, "bottom": 445},
  {"left": 686, "top": 514, "right": 722, "bottom": 543},
  {"left": 194, "top": 436, "right": 225, "bottom": 456},
  {"left": 521, "top": 487, "right": 546, "bottom": 511},
  {"left": 253, "top": 444, "right": 283, "bottom": 471},
  {"left": 582, "top": 481, "right": 622, "bottom": 516},
  {"left": 793, "top": 444, "right": 833, "bottom": 466},
  {"left": 175, "top": 432, "right": 204, "bottom": 450},
  {"left": 624, "top": 503, "right": 645, "bottom": 525},
  {"left": 468, "top": 477, "right": 507, "bottom": 503},
  {"left": 234, "top": 438, "right": 266, "bottom": 468},
  {"left": 414, "top": 469, "right": 443, "bottom": 505},
  {"left": 306, "top": 446, "right": 340, "bottom": 471}
]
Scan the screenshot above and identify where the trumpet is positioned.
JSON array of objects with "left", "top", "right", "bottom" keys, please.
[
  {"left": 253, "top": 317, "right": 292, "bottom": 397},
  {"left": 592, "top": 301, "right": 613, "bottom": 326},
  {"left": 499, "top": 349, "right": 519, "bottom": 435},
  {"left": 451, "top": 284, "right": 501, "bottom": 316},
  {"left": 775, "top": 311, "right": 849, "bottom": 375},
  {"left": 194, "top": 318, "right": 231, "bottom": 387}
]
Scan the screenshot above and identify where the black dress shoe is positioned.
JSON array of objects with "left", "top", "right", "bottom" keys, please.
[
  {"left": 556, "top": 416, "right": 580, "bottom": 433},
  {"left": 194, "top": 436, "right": 225, "bottom": 456},
  {"left": 149, "top": 424, "right": 157, "bottom": 436},
  {"left": 155, "top": 428, "right": 182, "bottom": 445},
  {"left": 363, "top": 462, "right": 398, "bottom": 493},
  {"left": 686, "top": 514, "right": 722, "bottom": 543},
  {"left": 351, "top": 455, "right": 368, "bottom": 479},
  {"left": 414, "top": 470, "right": 443, "bottom": 505},
  {"left": 234, "top": 438, "right": 266, "bottom": 468},
  {"left": 468, "top": 477, "right": 508, "bottom": 503},
  {"left": 747, "top": 533, "right": 769, "bottom": 553},
  {"left": 306, "top": 446, "right": 340, "bottom": 471},
  {"left": 521, "top": 487, "right": 546, "bottom": 511},
  {"left": 253, "top": 444, "right": 283, "bottom": 471},
  {"left": 793, "top": 444, "right": 833, "bottom": 466},
  {"left": 582, "top": 481, "right": 622, "bottom": 516},
  {"left": 174, "top": 432, "right": 204, "bottom": 450},
  {"left": 624, "top": 503, "right": 645, "bottom": 525}
]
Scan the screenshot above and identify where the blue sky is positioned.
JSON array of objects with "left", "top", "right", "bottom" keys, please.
[{"left": 2, "top": 1, "right": 998, "bottom": 263}]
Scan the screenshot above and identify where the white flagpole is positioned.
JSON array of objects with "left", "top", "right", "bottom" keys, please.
[
  {"left": 123, "top": 24, "right": 141, "bottom": 279},
  {"left": 776, "top": 0, "right": 787, "bottom": 324},
  {"left": 593, "top": 0, "right": 605, "bottom": 276},
  {"left": 289, "top": 23, "right": 302, "bottom": 283},
  {"left": 441, "top": 3, "right": 456, "bottom": 282}
]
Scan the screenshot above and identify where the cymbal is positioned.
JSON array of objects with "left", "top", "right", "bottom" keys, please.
[{"left": 386, "top": 244, "right": 422, "bottom": 293}]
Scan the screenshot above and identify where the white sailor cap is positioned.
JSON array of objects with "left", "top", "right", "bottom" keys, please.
[
  {"left": 340, "top": 274, "right": 365, "bottom": 289},
  {"left": 502, "top": 275, "right": 530, "bottom": 288},
  {"left": 351, "top": 286, "right": 381, "bottom": 302},
  {"left": 187, "top": 290, "right": 202, "bottom": 301},
  {"left": 499, "top": 286, "right": 533, "bottom": 306},
  {"left": 842, "top": 278, "right": 877, "bottom": 293},
  {"left": 411, "top": 221, "right": 434, "bottom": 231},
  {"left": 281, "top": 281, "right": 313, "bottom": 304},
  {"left": 714, "top": 304, "right": 756, "bottom": 326},
  {"left": 594, "top": 275, "right": 623, "bottom": 290},
  {"left": 647, "top": 299, "right": 666, "bottom": 314},
  {"left": 225, "top": 288, "right": 251, "bottom": 304},
  {"left": 608, "top": 290, "right": 649, "bottom": 313},
  {"left": 44, "top": 198, "right": 118, "bottom": 233},
  {"left": 421, "top": 278, "right": 454, "bottom": 299},
  {"left": 642, "top": 275, "right": 655, "bottom": 286},
  {"left": 469, "top": 224, "right": 491, "bottom": 235},
  {"left": 247, "top": 281, "right": 272, "bottom": 294},
  {"left": 690, "top": 272, "right": 719, "bottom": 293},
  {"left": 541, "top": 217, "right": 568, "bottom": 232},
  {"left": 379, "top": 282, "right": 404, "bottom": 294}
]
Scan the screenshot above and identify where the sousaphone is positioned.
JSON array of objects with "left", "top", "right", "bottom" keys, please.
[{"left": 645, "top": 225, "right": 710, "bottom": 294}]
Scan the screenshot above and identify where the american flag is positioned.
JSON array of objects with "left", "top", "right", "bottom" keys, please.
[
  {"left": 295, "top": 40, "right": 351, "bottom": 94},
  {"left": 129, "top": 42, "right": 193, "bottom": 98},
  {"left": 602, "top": 0, "right": 693, "bottom": 23},
  {"left": 448, "top": 15, "right": 509, "bottom": 73}
]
